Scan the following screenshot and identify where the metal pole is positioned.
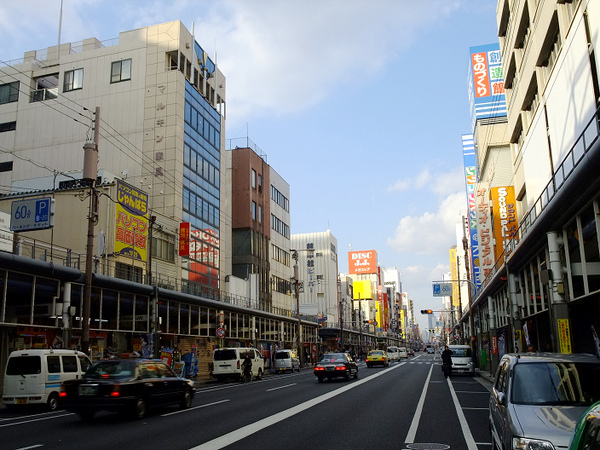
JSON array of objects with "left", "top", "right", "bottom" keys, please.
[{"left": 292, "top": 250, "right": 302, "bottom": 367}]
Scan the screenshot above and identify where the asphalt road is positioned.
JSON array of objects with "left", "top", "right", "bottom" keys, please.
[{"left": 0, "top": 353, "right": 493, "bottom": 450}]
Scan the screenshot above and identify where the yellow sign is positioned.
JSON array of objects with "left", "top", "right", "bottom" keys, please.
[
  {"left": 558, "top": 319, "right": 572, "bottom": 354},
  {"left": 115, "top": 181, "right": 148, "bottom": 261},
  {"left": 353, "top": 280, "right": 373, "bottom": 300}
]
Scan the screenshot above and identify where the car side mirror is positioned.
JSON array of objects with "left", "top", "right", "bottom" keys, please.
[{"left": 497, "top": 391, "right": 506, "bottom": 406}]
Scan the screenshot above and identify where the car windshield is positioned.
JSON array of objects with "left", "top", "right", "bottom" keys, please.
[
  {"left": 370, "top": 351, "right": 383, "bottom": 356},
  {"left": 275, "top": 352, "right": 290, "bottom": 359},
  {"left": 85, "top": 361, "right": 136, "bottom": 379},
  {"left": 213, "top": 350, "right": 237, "bottom": 361},
  {"left": 320, "top": 354, "right": 346, "bottom": 362},
  {"left": 450, "top": 348, "right": 472, "bottom": 357},
  {"left": 511, "top": 362, "right": 600, "bottom": 406}
]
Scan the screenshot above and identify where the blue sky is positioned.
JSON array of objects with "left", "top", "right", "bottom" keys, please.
[{"left": 0, "top": 0, "right": 500, "bottom": 331}]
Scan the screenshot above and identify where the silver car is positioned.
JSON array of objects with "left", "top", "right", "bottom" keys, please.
[{"left": 489, "top": 353, "right": 600, "bottom": 450}]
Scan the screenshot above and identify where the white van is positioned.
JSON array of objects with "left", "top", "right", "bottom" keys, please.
[
  {"left": 398, "top": 347, "right": 408, "bottom": 359},
  {"left": 386, "top": 346, "right": 400, "bottom": 362},
  {"left": 2, "top": 349, "right": 92, "bottom": 410},
  {"left": 212, "top": 347, "right": 265, "bottom": 381},
  {"left": 273, "top": 349, "right": 300, "bottom": 373},
  {"left": 448, "top": 344, "right": 475, "bottom": 375}
]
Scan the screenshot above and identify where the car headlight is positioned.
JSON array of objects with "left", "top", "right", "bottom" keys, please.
[{"left": 512, "top": 437, "right": 555, "bottom": 449}]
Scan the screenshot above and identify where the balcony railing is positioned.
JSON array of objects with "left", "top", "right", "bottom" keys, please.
[{"left": 480, "top": 105, "right": 600, "bottom": 292}]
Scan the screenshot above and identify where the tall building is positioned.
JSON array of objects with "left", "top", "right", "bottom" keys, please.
[
  {"left": 464, "top": 0, "right": 600, "bottom": 373},
  {"left": 0, "top": 20, "right": 230, "bottom": 293},
  {"left": 227, "top": 140, "right": 292, "bottom": 313},
  {"left": 290, "top": 230, "right": 339, "bottom": 327}
]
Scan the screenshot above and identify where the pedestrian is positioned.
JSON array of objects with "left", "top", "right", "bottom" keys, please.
[{"left": 441, "top": 345, "right": 453, "bottom": 378}]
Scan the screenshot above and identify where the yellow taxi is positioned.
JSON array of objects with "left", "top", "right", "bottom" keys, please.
[{"left": 366, "top": 350, "right": 389, "bottom": 368}]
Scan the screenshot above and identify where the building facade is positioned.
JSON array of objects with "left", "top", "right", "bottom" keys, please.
[{"left": 463, "top": 0, "right": 600, "bottom": 374}]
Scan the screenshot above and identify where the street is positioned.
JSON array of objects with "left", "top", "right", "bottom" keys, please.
[{"left": 0, "top": 353, "right": 493, "bottom": 450}]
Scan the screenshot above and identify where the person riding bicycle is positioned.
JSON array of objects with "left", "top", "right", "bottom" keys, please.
[
  {"left": 242, "top": 354, "right": 252, "bottom": 381},
  {"left": 441, "top": 345, "right": 453, "bottom": 378}
]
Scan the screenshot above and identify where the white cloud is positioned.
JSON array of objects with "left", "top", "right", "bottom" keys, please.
[
  {"left": 388, "top": 166, "right": 464, "bottom": 194},
  {"left": 386, "top": 191, "right": 466, "bottom": 255}
]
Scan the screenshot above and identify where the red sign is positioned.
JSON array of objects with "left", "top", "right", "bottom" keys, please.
[
  {"left": 179, "top": 222, "right": 190, "bottom": 256},
  {"left": 492, "top": 336, "right": 498, "bottom": 354}
]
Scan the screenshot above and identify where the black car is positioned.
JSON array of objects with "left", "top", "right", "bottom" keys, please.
[
  {"left": 314, "top": 353, "right": 358, "bottom": 382},
  {"left": 59, "top": 359, "right": 194, "bottom": 421}
]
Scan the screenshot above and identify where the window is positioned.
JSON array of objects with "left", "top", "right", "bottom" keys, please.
[
  {"left": 270, "top": 185, "right": 289, "bottom": 212},
  {"left": 63, "top": 68, "right": 83, "bottom": 92},
  {"left": 252, "top": 169, "right": 256, "bottom": 188},
  {"left": 62, "top": 355, "right": 78, "bottom": 373},
  {"left": 47, "top": 356, "right": 61, "bottom": 373},
  {"left": 252, "top": 201, "right": 257, "bottom": 221},
  {"left": 152, "top": 232, "right": 175, "bottom": 262},
  {"left": 258, "top": 205, "right": 262, "bottom": 224},
  {"left": 0, "top": 81, "right": 19, "bottom": 104},
  {"left": 111, "top": 59, "right": 132, "bottom": 83},
  {"left": 0, "top": 121, "right": 16, "bottom": 132},
  {"left": 258, "top": 174, "right": 262, "bottom": 190}
]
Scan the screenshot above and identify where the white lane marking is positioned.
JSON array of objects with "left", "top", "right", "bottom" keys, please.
[
  {"left": 463, "top": 407, "right": 489, "bottom": 410},
  {"left": 0, "top": 410, "right": 61, "bottom": 422},
  {"left": 161, "top": 399, "right": 230, "bottom": 417},
  {"left": 404, "top": 363, "right": 434, "bottom": 443},
  {"left": 14, "top": 445, "right": 44, "bottom": 450},
  {"left": 0, "top": 413, "right": 73, "bottom": 428},
  {"left": 190, "top": 362, "right": 406, "bottom": 449},
  {"left": 447, "top": 377, "right": 478, "bottom": 450},
  {"left": 266, "top": 383, "right": 296, "bottom": 392},
  {"left": 454, "top": 391, "right": 490, "bottom": 394}
]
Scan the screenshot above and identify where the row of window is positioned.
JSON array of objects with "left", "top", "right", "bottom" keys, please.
[
  {"left": 271, "top": 244, "right": 290, "bottom": 266},
  {"left": 183, "top": 188, "right": 219, "bottom": 229},
  {"left": 184, "top": 143, "right": 220, "bottom": 188},
  {"left": 271, "top": 185, "right": 289, "bottom": 212},
  {"left": 0, "top": 121, "right": 16, "bottom": 132},
  {"left": 184, "top": 102, "right": 221, "bottom": 151},
  {"left": 271, "top": 214, "right": 290, "bottom": 238},
  {"left": 251, "top": 201, "right": 263, "bottom": 223},
  {"left": 251, "top": 169, "right": 263, "bottom": 190},
  {"left": 271, "top": 275, "right": 291, "bottom": 295}
]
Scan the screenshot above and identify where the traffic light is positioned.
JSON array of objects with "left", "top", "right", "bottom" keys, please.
[
  {"left": 363, "top": 320, "right": 372, "bottom": 324},
  {"left": 420, "top": 309, "right": 433, "bottom": 314}
]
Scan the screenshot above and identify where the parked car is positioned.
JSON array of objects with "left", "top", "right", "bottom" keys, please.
[
  {"left": 386, "top": 346, "right": 400, "bottom": 362},
  {"left": 489, "top": 353, "right": 600, "bottom": 450},
  {"left": 314, "top": 353, "right": 358, "bottom": 382},
  {"left": 2, "top": 349, "right": 92, "bottom": 411},
  {"left": 448, "top": 344, "right": 474, "bottom": 375},
  {"left": 212, "top": 347, "right": 265, "bottom": 381},
  {"left": 59, "top": 359, "right": 194, "bottom": 420},
  {"left": 569, "top": 401, "right": 600, "bottom": 449},
  {"left": 366, "top": 350, "right": 389, "bottom": 368},
  {"left": 273, "top": 349, "right": 300, "bottom": 373}
]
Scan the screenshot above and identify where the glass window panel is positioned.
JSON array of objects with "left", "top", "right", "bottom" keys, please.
[
  {"left": 5, "top": 272, "right": 33, "bottom": 324},
  {"left": 120, "top": 293, "right": 134, "bottom": 331},
  {"left": 101, "top": 289, "right": 118, "bottom": 329},
  {"left": 135, "top": 296, "right": 148, "bottom": 332}
]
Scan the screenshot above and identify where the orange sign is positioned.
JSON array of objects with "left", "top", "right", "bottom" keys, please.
[
  {"left": 491, "top": 186, "right": 517, "bottom": 262},
  {"left": 179, "top": 222, "right": 190, "bottom": 256},
  {"left": 348, "top": 250, "right": 377, "bottom": 274}
]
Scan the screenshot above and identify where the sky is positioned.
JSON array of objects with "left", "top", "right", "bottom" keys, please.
[{"left": 0, "top": 0, "right": 500, "bottom": 331}]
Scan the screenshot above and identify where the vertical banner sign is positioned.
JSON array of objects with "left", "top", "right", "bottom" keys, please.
[
  {"left": 179, "top": 222, "right": 190, "bottom": 256},
  {"left": 477, "top": 183, "right": 494, "bottom": 282},
  {"left": 462, "top": 134, "right": 481, "bottom": 289},
  {"left": 449, "top": 247, "right": 459, "bottom": 308},
  {"left": 491, "top": 186, "right": 518, "bottom": 262},
  {"left": 558, "top": 319, "right": 572, "bottom": 354},
  {"left": 468, "top": 43, "right": 506, "bottom": 129},
  {"left": 115, "top": 181, "right": 148, "bottom": 261}
]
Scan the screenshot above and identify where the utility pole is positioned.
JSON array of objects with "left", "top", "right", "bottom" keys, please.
[
  {"left": 462, "top": 215, "right": 475, "bottom": 350},
  {"left": 82, "top": 107, "right": 99, "bottom": 357},
  {"left": 292, "top": 250, "right": 303, "bottom": 367}
]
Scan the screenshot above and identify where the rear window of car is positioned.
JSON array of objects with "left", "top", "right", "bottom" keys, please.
[
  {"left": 85, "top": 361, "right": 136, "bottom": 379},
  {"left": 7, "top": 356, "right": 41, "bottom": 375},
  {"left": 511, "top": 362, "right": 600, "bottom": 405},
  {"left": 387, "top": 347, "right": 397, "bottom": 352},
  {"left": 275, "top": 351, "right": 290, "bottom": 359},
  {"left": 321, "top": 353, "right": 346, "bottom": 362},
  {"left": 214, "top": 349, "right": 237, "bottom": 361}
]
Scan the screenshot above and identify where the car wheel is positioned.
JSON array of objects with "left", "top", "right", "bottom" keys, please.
[
  {"left": 354, "top": 368, "right": 358, "bottom": 379},
  {"left": 47, "top": 392, "right": 59, "bottom": 412},
  {"left": 345, "top": 371, "right": 350, "bottom": 381},
  {"left": 180, "top": 389, "right": 192, "bottom": 409},
  {"left": 367, "top": 364, "right": 371, "bottom": 368},
  {"left": 256, "top": 368, "right": 263, "bottom": 380},
  {"left": 133, "top": 397, "right": 147, "bottom": 419},
  {"left": 317, "top": 377, "right": 324, "bottom": 383},
  {"left": 77, "top": 409, "right": 95, "bottom": 422}
]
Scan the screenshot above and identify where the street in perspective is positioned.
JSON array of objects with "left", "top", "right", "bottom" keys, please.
[{"left": 1, "top": 1, "right": 600, "bottom": 449}]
